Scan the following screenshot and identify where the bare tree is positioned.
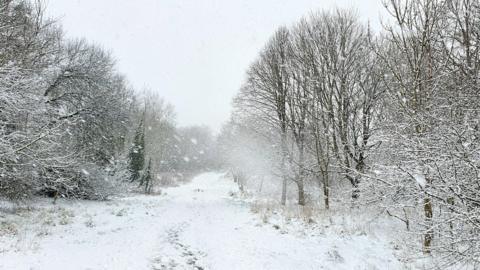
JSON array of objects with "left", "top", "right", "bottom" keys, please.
[
  {"left": 301, "top": 10, "right": 384, "bottom": 202},
  {"left": 235, "top": 27, "right": 294, "bottom": 205}
]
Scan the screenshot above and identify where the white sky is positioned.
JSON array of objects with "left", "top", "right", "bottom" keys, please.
[{"left": 45, "top": 0, "right": 385, "bottom": 132}]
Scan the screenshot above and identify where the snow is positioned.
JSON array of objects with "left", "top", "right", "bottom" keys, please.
[
  {"left": 0, "top": 173, "right": 404, "bottom": 270},
  {"left": 414, "top": 173, "right": 427, "bottom": 188},
  {"left": 81, "top": 169, "right": 90, "bottom": 176}
]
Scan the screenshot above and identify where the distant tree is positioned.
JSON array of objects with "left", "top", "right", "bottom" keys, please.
[
  {"left": 174, "top": 125, "right": 216, "bottom": 173},
  {"left": 142, "top": 90, "right": 177, "bottom": 174}
]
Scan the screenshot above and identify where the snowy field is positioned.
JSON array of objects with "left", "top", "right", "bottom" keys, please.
[{"left": 1, "top": 173, "right": 406, "bottom": 270}]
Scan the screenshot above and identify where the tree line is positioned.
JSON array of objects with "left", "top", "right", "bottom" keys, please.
[
  {"left": 0, "top": 0, "right": 216, "bottom": 201},
  {"left": 219, "top": 0, "right": 480, "bottom": 266}
]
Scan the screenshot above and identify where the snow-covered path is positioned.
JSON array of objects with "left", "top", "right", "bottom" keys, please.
[{"left": 0, "top": 173, "right": 403, "bottom": 270}]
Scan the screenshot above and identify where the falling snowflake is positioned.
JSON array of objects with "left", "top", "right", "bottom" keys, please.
[{"left": 414, "top": 173, "right": 426, "bottom": 188}]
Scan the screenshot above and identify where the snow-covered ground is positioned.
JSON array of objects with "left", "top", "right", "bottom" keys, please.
[{"left": 1, "top": 172, "right": 405, "bottom": 270}]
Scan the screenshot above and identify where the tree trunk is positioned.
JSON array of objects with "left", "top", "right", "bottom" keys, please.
[
  {"left": 297, "top": 180, "right": 305, "bottom": 206},
  {"left": 322, "top": 171, "right": 330, "bottom": 210},
  {"left": 297, "top": 142, "right": 306, "bottom": 206},
  {"left": 281, "top": 176, "right": 287, "bottom": 205},
  {"left": 351, "top": 157, "right": 365, "bottom": 200},
  {"left": 423, "top": 197, "right": 433, "bottom": 254},
  {"left": 280, "top": 132, "right": 288, "bottom": 206}
]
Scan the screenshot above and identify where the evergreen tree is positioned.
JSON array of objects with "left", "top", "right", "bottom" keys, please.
[{"left": 128, "top": 117, "right": 145, "bottom": 182}]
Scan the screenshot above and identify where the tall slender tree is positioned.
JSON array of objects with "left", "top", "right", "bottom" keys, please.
[{"left": 128, "top": 116, "right": 146, "bottom": 183}]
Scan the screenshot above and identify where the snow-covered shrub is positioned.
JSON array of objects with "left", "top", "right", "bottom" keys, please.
[{"left": 37, "top": 164, "right": 118, "bottom": 200}]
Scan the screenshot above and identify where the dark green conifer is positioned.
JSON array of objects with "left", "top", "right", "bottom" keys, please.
[{"left": 128, "top": 117, "right": 145, "bottom": 182}]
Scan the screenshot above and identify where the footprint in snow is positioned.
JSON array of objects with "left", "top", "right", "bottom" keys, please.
[{"left": 151, "top": 223, "right": 207, "bottom": 270}]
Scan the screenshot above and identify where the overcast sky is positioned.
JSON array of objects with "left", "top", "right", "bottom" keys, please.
[{"left": 45, "top": 0, "right": 385, "bottom": 132}]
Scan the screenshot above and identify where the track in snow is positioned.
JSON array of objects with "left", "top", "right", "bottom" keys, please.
[{"left": 0, "top": 172, "right": 403, "bottom": 270}]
